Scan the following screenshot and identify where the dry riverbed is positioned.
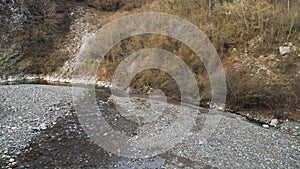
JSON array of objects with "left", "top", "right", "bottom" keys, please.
[{"left": 0, "top": 84, "right": 299, "bottom": 168}]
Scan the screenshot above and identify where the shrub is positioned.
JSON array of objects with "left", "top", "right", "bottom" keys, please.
[
  {"left": 263, "top": 85, "right": 298, "bottom": 119},
  {"left": 226, "top": 67, "right": 262, "bottom": 111},
  {"left": 44, "top": 49, "right": 69, "bottom": 74},
  {"left": 226, "top": 65, "right": 299, "bottom": 119},
  {"left": 86, "top": 0, "right": 145, "bottom": 11}
]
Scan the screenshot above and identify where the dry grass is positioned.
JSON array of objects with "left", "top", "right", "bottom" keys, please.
[{"left": 92, "top": 0, "right": 300, "bottom": 120}]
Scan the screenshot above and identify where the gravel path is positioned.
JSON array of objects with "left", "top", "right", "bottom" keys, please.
[{"left": 0, "top": 84, "right": 299, "bottom": 168}]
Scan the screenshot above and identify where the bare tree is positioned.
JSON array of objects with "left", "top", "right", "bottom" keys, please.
[{"left": 287, "top": 0, "right": 290, "bottom": 14}]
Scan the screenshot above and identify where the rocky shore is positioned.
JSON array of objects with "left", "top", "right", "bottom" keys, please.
[
  {"left": 0, "top": 75, "right": 111, "bottom": 88},
  {"left": 0, "top": 84, "right": 299, "bottom": 168},
  {"left": 0, "top": 85, "right": 74, "bottom": 168}
]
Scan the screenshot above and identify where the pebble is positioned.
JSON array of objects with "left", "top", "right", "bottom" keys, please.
[
  {"left": 39, "top": 122, "right": 48, "bottom": 130},
  {"left": 270, "top": 119, "right": 278, "bottom": 126},
  {"left": 9, "top": 158, "right": 15, "bottom": 162},
  {"left": 2, "top": 155, "right": 10, "bottom": 159},
  {"left": 262, "top": 124, "right": 269, "bottom": 128},
  {"left": 8, "top": 161, "right": 18, "bottom": 168}
]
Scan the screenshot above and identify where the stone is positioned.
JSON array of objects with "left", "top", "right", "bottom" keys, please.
[
  {"left": 279, "top": 46, "right": 292, "bottom": 56},
  {"left": 2, "top": 155, "right": 10, "bottom": 159},
  {"left": 262, "top": 124, "right": 269, "bottom": 128},
  {"left": 8, "top": 162, "right": 18, "bottom": 168},
  {"left": 9, "top": 158, "right": 15, "bottom": 162},
  {"left": 39, "top": 122, "right": 47, "bottom": 130},
  {"left": 270, "top": 119, "right": 278, "bottom": 127}
]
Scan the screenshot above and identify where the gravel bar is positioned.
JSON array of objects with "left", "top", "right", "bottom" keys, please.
[
  {"left": 0, "top": 84, "right": 299, "bottom": 168},
  {"left": 0, "top": 85, "right": 74, "bottom": 160}
]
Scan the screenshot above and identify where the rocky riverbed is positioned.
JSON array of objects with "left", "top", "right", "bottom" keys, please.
[{"left": 0, "top": 84, "right": 300, "bottom": 169}]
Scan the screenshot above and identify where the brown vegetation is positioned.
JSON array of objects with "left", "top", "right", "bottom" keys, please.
[
  {"left": 95, "top": 0, "right": 300, "bottom": 120},
  {"left": 85, "top": 0, "right": 150, "bottom": 11}
]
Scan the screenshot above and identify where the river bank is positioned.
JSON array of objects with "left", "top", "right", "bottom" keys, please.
[
  {"left": 1, "top": 75, "right": 300, "bottom": 124},
  {"left": 0, "top": 84, "right": 299, "bottom": 168},
  {"left": 0, "top": 75, "right": 111, "bottom": 88}
]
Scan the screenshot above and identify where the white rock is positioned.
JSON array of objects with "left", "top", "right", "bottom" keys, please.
[
  {"left": 2, "top": 155, "right": 10, "bottom": 159},
  {"left": 262, "top": 124, "right": 269, "bottom": 128},
  {"left": 39, "top": 122, "right": 47, "bottom": 130},
  {"left": 8, "top": 158, "right": 14, "bottom": 162},
  {"left": 295, "top": 126, "right": 299, "bottom": 129},
  {"left": 270, "top": 119, "right": 279, "bottom": 126},
  {"left": 8, "top": 162, "right": 18, "bottom": 168},
  {"left": 279, "top": 46, "right": 292, "bottom": 56}
]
